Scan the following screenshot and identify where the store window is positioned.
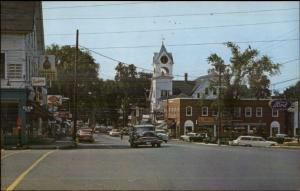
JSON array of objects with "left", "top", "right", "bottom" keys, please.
[{"left": 0, "top": 53, "right": 5, "bottom": 79}]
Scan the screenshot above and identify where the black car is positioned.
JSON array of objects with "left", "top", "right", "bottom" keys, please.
[{"left": 129, "top": 124, "right": 163, "bottom": 148}]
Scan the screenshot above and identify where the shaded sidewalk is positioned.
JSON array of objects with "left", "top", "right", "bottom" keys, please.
[{"left": 2, "top": 137, "right": 76, "bottom": 150}]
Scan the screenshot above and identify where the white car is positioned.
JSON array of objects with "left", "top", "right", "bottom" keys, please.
[
  {"left": 109, "top": 129, "right": 120, "bottom": 137},
  {"left": 155, "top": 130, "right": 169, "bottom": 143},
  {"left": 180, "top": 133, "right": 196, "bottom": 142},
  {"left": 232, "top": 136, "right": 278, "bottom": 147}
]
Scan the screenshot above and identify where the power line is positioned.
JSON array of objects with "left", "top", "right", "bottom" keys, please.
[
  {"left": 280, "top": 58, "right": 300, "bottom": 65},
  {"left": 79, "top": 45, "right": 202, "bottom": 79},
  {"left": 271, "top": 78, "right": 300, "bottom": 85},
  {"left": 79, "top": 38, "right": 299, "bottom": 50},
  {"left": 43, "top": 7, "right": 299, "bottom": 21},
  {"left": 43, "top": 1, "right": 166, "bottom": 9},
  {"left": 45, "top": 19, "right": 299, "bottom": 36}
]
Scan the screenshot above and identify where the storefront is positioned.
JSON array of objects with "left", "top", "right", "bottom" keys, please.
[{"left": 1, "top": 89, "right": 27, "bottom": 146}]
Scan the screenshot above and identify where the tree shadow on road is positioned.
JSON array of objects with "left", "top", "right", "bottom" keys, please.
[{"left": 74, "top": 143, "right": 171, "bottom": 149}]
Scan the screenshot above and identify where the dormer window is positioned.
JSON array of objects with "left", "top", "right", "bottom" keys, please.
[
  {"left": 205, "top": 88, "right": 209, "bottom": 95},
  {"left": 160, "top": 55, "right": 168, "bottom": 64}
]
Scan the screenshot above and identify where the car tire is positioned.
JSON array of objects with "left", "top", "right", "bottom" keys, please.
[
  {"left": 164, "top": 140, "right": 167, "bottom": 143},
  {"left": 157, "top": 143, "right": 161, "bottom": 147},
  {"left": 151, "top": 144, "right": 155, "bottom": 147}
]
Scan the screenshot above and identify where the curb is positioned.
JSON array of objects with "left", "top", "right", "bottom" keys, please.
[
  {"left": 2, "top": 143, "right": 76, "bottom": 150},
  {"left": 272, "top": 146, "right": 300, "bottom": 150}
]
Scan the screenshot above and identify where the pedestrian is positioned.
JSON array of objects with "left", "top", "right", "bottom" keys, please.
[{"left": 120, "top": 130, "right": 123, "bottom": 141}]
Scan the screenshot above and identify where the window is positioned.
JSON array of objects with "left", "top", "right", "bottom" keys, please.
[
  {"left": 256, "top": 107, "right": 263, "bottom": 117},
  {"left": 202, "top": 106, "right": 208, "bottom": 116},
  {"left": 205, "top": 88, "right": 209, "bottom": 95},
  {"left": 272, "top": 109, "right": 279, "bottom": 117},
  {"left": 7, "top": 63, "right": 22, "bottom": 79},
  {"left": 234, "top": 107, "right": 241, "bottom": 117},
  {"left": 212, "top": 88, "right": 217, "bottom": 95},
  {"left": 197, "top": 93, "right": 201, "bottom": 98},
  {"left": 186, "top": 106, "right": 192, "bottom": 116},
  {"left": 0, "top": 53, "right": 5, "bottom": 79},
  {"left": 241, "top": 137, "right": 251, "bottom": 141},
  {"left": 161, "top": 90, "right": 169, "bottom": 98},
  {"left": 245, "top": 107, "right": 252, "bottom": 117}
]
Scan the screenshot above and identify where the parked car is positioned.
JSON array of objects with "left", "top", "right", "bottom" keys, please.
[
  {"left": 76, "top": 129, "right": 94, "bottom": 142},
  {"left": 109, "top": 129, "right": 120, "bottom": 137},
  {"left": 180, "top": 132, "right": 206, "bottom": 142},
  {"left": 275, "top": 133, "right": 288, "bottom": 138},
  {"left": 232, "top": 136, "right": 278, "bottom": 147},
  {"left": 129, "top": 124, "right": 163, "bottom": 148},
  {"left": 155, "top": 129, "right": 169, "bottom": 143}
]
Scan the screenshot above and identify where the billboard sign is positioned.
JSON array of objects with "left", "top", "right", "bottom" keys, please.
[
  {"left": 39, "top": 55, "right": 57, "bottom": 80},
  {"left": 269, "top": 99, "right": 291, "bottom": 111},
  {"left": 32, "top": 77, "right": 46, "bottom": 86},
  {"left": 47, "top": 95, "right": 62, "bottom": 106}
]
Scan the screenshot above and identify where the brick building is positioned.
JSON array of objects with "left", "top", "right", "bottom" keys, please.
[{"left": 163, "top": 98, "right": 290, "bottom": 139}]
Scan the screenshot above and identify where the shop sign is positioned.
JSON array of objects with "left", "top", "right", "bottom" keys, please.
[
  {"left": 32, "top": 77, "right": 46, "bottom": 86},
  {"left": 47, "top": 95, "right": 62, "bottom": 106},
  {"left": 58, "top": 111, "right": 70, "bottom": 118},
  {"left": 39, "top": 55, "right": 57, "bottom": 81},
  {"left": 198, "top": 116, "right": 215, "bottom": 123},
  {"left": 269, "top": 99, "right": 291, "bottom": 110}
]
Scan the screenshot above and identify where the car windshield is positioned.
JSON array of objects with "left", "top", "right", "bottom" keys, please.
[{"left": 135, "top": 126, "right": 155, "bottom": 133}]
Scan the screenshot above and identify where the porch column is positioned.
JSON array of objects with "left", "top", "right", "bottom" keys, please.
[
  {"left": 213, "top": 124, "right": 217, "bottom": 137},
  {"left": 247, "top": 124, "right": 250, "bottom": 135}
]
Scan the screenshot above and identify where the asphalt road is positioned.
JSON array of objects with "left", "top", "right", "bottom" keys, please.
[{"left": 1, "top": 133, "right": 300, "bottom": 190}]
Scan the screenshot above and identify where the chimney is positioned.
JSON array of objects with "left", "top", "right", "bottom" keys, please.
[{"left": 184, "top": 73, "right": 188, "bottom": 82}]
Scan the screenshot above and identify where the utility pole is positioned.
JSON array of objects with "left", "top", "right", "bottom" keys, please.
[
  {"left": 217, "top": 69, "right": 221, "bottom": 145},
  {"left": 297, "top": 92, "right": 300, "bottom": 144},
  {"left": 73, "top": 30, "right": 79, "bottom": 143}
]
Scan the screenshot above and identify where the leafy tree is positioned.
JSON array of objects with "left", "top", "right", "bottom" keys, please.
[
  {"left": 207, "top": 42, "right": 280, "bottom": 100},
  {"left": 281, "top": 81, "right": 300, "bottom": 100},
  {"left": 46, "top": 44, "right": 101, "bottom": 123}
]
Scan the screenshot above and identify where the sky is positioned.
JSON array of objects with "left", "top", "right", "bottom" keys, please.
[{"left": 42, "top": 1, "right": 299, "bottom": 93}]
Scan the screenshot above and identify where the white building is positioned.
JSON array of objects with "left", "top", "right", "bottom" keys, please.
[
  {"left": 149, "top": 43, "right": 218, "bottom": 123},
  {"left": 1, "top": 1, "right": 46, "bottom": 145}
]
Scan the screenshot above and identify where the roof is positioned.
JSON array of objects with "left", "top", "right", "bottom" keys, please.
[
  {"left": 172, "top": 80, "right": 196, "bottom": 96},
  {"left": 1, "top": 1, "right": 37, "bottom": 33},
  {"left": 153, "top": 43, "right": 174, "bottom": 64}
]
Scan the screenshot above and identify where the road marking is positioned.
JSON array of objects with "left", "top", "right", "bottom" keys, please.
[
  {"left": 5, "top": 150, "right": 56, "bottom": 191},
  {"left": 1, "top": 150, "right": 30, "bottom": 160}
]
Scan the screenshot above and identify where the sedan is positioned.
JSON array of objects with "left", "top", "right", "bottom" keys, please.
[
  {"left": 155, "top": 130, "right": 169, "bottom": 143},
  {"left": 77, "top": 129, "right": 94, "bottom": 142},
  {"left": 232, "top": 136, "right": 278, "bottom": 147}
]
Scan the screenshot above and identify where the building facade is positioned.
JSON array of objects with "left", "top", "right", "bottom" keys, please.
[
  {"left": 1, "top": 1, "right": 46, "bottom": 145},
  {"left": 163, "top": 98, "right": 290, "bottom": 139}
]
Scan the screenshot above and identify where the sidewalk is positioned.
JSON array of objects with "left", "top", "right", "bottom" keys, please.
[
  {"left": 170, "top": 139, "right": 300, "bottom": 149},
  {"left": 2, "top": 137, "right": 76, "bottom": 150}
]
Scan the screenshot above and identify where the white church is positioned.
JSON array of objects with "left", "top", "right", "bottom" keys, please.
[{"left": 149, "top": 43, "right": 218, "bottom": 123}]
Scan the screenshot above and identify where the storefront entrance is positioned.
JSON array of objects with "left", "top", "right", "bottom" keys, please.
[
  {"left": 270, "top": 121, "right": 280, "bottom": 137},
  {"left": 184, "top": 120, "right": 194, "bottom": 134}
]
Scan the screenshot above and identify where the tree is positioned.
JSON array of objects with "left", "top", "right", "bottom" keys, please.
[
  {"left": 281, "top": 81, "right": 300, "bottom": 100},
  {"left": 46, "top": 44, "right": 101, "bottom": 123},
  {"left": 207, "top": 42, "right": 281, "bottom": 100}
]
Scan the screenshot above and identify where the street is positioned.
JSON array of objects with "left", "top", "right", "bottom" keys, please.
[{"left": 1, "top": 133, "right": 300, "bottom": 190}]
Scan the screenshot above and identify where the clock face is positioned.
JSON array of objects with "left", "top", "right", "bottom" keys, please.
[{"left": 160, "top": 55, "right": 168, "bottom": 64}]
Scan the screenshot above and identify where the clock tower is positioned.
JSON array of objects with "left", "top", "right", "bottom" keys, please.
[{"left": 150, "top": 42, "right": 174, "bottom": 115}]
